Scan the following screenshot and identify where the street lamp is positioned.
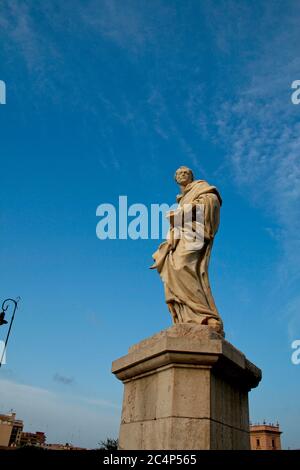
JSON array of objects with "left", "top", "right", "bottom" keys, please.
[{"left": 0, "top": 297, "right": 20, "bottom": 368}]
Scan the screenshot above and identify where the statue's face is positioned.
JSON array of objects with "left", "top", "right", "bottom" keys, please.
[{"left": 175, "top": 168, "right": 193, "bottom": 186}]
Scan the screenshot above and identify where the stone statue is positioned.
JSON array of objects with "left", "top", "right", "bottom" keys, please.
[{"left": 151, "top": 166, "right": 224, "bottom": 335}]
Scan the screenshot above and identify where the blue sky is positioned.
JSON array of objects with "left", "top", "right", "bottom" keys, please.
[{"left": 0, "top": 0, "right": 300, "bottom": 449}]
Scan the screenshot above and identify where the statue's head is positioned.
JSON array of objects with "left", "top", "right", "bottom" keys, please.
[{"left": 174, "top": 166, "right": 194, "bottom": 187}]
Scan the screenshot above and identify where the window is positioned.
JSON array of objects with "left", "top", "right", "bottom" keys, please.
[
  {"left": 272, "top": 439, "right": 275, "bottom": 449},
  {"left": 256, "top": 439, "right": 260, "bottom": 447}
]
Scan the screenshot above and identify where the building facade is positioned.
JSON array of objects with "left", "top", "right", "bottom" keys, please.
[
  {"left": 250, "top": 423, "right": 282, "bottom": 450},
  {"left": 20, "top": 431, "right": 46, "bottom": 447},
  {"left": 0, "top": 412, "right": 23, "bottom": 447}
]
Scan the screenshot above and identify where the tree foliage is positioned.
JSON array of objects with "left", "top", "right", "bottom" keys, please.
[{"left": 98, "top": 437, "right": 118, "bottom": 450}]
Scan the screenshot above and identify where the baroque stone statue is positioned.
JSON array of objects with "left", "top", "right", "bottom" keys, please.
[{"left": 151, "top": 166, "right": 224, "bottom": 335}]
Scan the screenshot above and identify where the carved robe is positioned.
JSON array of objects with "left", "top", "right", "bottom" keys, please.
[{"left": 151, "top": 180, "right": 222, "bottom": 328}]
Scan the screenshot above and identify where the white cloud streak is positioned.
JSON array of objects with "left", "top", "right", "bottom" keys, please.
[{"left": 0, "top": 378, "right": 120, "bottom": 448}]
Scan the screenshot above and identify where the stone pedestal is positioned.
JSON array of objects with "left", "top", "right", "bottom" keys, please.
[{"left": 112, "top": 324, "right": 262, "bottom": 450}]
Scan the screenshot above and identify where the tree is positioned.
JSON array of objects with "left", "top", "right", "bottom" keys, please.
[{"left": 98, "top": 437, "right": 118, "bottom": 450}]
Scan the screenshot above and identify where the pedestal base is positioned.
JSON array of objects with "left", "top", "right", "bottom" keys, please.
[{"left": 112, "top": 324, "right": 262, "bottom": 450}]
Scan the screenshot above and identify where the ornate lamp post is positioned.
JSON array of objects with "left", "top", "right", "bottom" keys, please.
[{"left": 0, "top": 297, "right": 20, "bottom": 368}]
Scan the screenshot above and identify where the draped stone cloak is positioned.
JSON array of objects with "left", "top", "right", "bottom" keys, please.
[{"left": 151, "top": 180, "right": 222, "bottom": 326}]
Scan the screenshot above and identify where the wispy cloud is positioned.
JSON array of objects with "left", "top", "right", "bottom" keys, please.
[
  {"left": 81, "top": 0, "right": 175, "bottom": 57},
  {"left": 0, "top": 1, "right": 208, "bottom": 173},
  {"left": 53, "top": 373, "right": 74, "bottom": 385},
  {"left": 1, "top": 0, "right": 299, "bottom": 336},
  {"left": 203, "top": 1, "right": 300, "bottom": 337},
  {"left": 0, "top": 0, "right": 60, "bottom": 73},
  {"left": 284, "top": 296, "right": 300, "bottom": 343},
  {"left": 0, "top": 378, "right": 120, "bottom": 448},
  {"left": 82, "top": 397, "right": 121, "bottom": 410},
  {"left": 214, "top": 46, "right": 300, "bottom": 262}
]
